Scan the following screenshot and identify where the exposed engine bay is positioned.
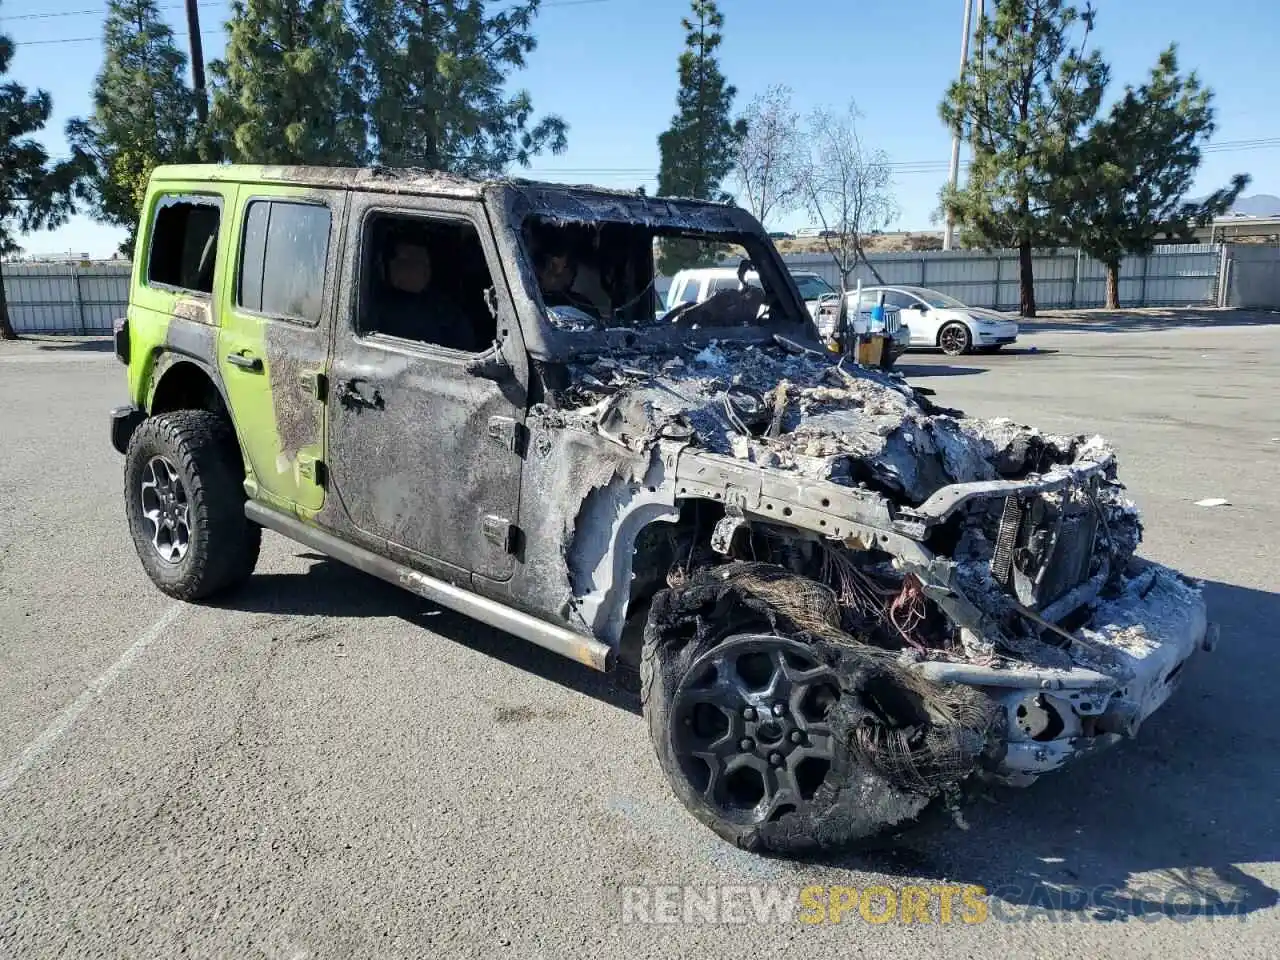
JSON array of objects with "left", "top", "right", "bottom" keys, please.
[
  {"left": 495, "top": 190, "right": 1211, "bottom": 851},
  {"left": 528, "top": 333, "right": 1208, "bottom": 846}
]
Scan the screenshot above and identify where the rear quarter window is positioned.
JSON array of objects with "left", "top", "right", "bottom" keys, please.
[{"left": 146, "top": 196, "right": 223, "bottom": 295}]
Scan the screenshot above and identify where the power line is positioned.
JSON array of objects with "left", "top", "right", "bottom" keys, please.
[
  {"left": 5, "top": 0, "right": 624, "bottom": 43},
  {"left": 17, "top": 29, "right": 222, "bottom": 46},
  {"left": 1, "top": 0, "right": 615, "bottom": 26},
  {"left": 1202, "top": 137, "right": 1280, "bottom": 152},
  {"left": 12, "top": 4, "right": 1280, "bottom": 177},
  {"left": 0, "top": 2, "right": 222, "bottom": 22}
]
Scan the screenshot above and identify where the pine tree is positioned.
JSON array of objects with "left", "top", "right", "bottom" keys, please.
[
  {"left": 355, "top": 0, "right": 567, "bottom": 174},
  {"left": 0, "top": 22, "right": 78, "bottom": 340},
  {"left": 1065, "top": 47, "right": 1248, "bottom": 308},
  {"left": 65, "top": 0, "right": 198, "bottom": 255},
  {"left": 656, "top": 0, "right": 745, "bottom": 275},
  {"left": 210, "top": 0, "right": 368, "bottom": 165},
  {"left": 939, "top": 0, "right": 1107, "bottom": 317}
]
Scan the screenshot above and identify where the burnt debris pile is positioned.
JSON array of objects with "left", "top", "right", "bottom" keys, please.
[{"left": 550, "top": 337, "right": 1139, "bottom": 511}]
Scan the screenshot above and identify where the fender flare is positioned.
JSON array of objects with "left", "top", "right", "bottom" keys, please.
[{"left": 146, "top": 349, "right": 233, "bottom": 416}]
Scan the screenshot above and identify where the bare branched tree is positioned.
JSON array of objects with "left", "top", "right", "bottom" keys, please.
[
  {"left": 732, "top": 85, "right": 802, "bottom": 227},
  {"left": 796, "top": 103, "right": 896, "bottom": 291}
]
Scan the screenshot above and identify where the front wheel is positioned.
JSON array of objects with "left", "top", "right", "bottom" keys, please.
[
  {"left": 640, "top": 566, "right": 976, "bottom": 854},
  {"left": 938, "top": 321, "right": 972, "bottom": 356},
  {"left": 124, "top": 411, "right": 260, "bottom": 601}
]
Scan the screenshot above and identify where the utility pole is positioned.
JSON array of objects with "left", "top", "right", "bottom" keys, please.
[
  {"left": 185, "top": 0, "right": 208, "bottom": 124},
  {"left": 942, "top": 0, "right": 974, "bottom": 252},
  {"left": 976, "top": 0, "right": 985, "bottom": 67}
]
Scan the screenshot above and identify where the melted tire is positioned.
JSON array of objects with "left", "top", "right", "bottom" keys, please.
[
  {"left": 640, "top": 572, "right": 939, "bottom": 854},
  {"left": 124, "top": 411, "right": 261, "bottom": 601}
]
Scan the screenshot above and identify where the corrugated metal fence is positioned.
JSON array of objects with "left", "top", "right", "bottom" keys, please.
[
  {"left": 782, "top": 244, "right": 1224, "bottom": 310},
  {"left": 4, "top": 243, "right": 1275, "bottom": 335},
  {"left": 1223, "top": 243, "right": 1280, "bottom": 309},
  {"left": 2, "top": 261, "right": 133, "bottom": 335}
]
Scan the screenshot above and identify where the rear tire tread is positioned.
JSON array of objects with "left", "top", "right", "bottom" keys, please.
[{"left": 124, "top": 410, "right": 260, "bottom": 601}]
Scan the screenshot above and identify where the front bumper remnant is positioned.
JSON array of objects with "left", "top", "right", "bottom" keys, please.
[{"left": 911, "top": 561, "right": 1209, "bottom": 785}]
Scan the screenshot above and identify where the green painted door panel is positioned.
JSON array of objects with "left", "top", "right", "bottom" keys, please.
[
  {"left": 216, "top": 184, "right": 346, "bottom": 516},
  {"left": 126, "top": 183, "right": 236, "bottom": 406}
]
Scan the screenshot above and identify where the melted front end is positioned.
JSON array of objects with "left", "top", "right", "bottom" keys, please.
[{"left": 537, "top": 337, "right": 1208, "bottom": 789}]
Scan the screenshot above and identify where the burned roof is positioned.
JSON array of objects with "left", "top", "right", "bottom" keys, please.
[{"left": 147, "top": 164, "right": 747, "bottom": 225}]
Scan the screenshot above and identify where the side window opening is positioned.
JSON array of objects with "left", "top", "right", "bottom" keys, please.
[
  {"left": 360, "top": 214, "right": 498, "bottom": 353},
  {"left": 237, "top": 199, "right": 331, "bottom": 325},
  {"left": 676, "top": 279, "right": 700, "bottom": 305},
  {"left": 147, "top": 197, "right": 222, "bottom": 294}
]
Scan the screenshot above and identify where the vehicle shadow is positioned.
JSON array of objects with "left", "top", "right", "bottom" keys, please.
[
  {"left": 894, "top": 362, "right": 988, "bottom": 378},
  {"left": 905, "top": 346, "right": 1059, "bottom": 360},
  {"left": 219, "top": 555, "right": 1278, "bottom": 917},
  {"left": 216, "top": 553, "right": 643, "bottom": 716},
  {"left": 801, "top": 576, "right": 1280, "bottom": 920}
]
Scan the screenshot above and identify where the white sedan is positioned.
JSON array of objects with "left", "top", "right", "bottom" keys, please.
[{"left": 854, "top": 286, "right": 1019, "bottom": 356}]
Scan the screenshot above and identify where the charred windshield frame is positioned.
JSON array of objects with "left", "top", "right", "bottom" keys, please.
[
  {"left": 490, "top": 182, "right": 815, "bottom": 361},
  {"left": 521, "top": 217, "right": 807, "bottom": 330}
]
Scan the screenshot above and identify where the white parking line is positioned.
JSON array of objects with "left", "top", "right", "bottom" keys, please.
[{"left": 0, "top": 604, "right": 184, "bottom": 794}]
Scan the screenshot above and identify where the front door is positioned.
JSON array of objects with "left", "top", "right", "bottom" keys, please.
[
  {"left": 326, "top": 196, "right": 526, "bottom": 583},
  {"left": 217, "top": 187, "right": 345, "bottom": 516}
]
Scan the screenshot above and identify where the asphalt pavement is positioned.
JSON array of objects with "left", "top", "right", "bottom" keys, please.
[{"left": 1, "top": 323, "right": 1277, "bottom": 959}]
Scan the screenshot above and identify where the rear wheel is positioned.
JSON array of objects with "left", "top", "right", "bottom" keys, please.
[
  {"left": 938, "top": 322, "right": 972, "bottom": 356},
  {"left": 124, "top": 411, "right": 260, "bottom": 600}
]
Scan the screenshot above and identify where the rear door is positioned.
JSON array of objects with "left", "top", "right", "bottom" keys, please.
[
  {"left": 217, "top": 188, "right": 346, "bottom": 516},
  {"left": 127, "top": 185, "right": 234, "bottom": 404},
  {"left": 325, "top": 194, "right": 527, "bottom": 583}
]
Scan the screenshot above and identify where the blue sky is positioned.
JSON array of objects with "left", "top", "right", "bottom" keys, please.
[{"left": 5, "top": 0, "right": 1278, "bottom": 257}]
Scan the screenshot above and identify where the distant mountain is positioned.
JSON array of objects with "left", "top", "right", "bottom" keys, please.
[{"left": 1227, "top": 194, "right": 1280, "bottom": 217}]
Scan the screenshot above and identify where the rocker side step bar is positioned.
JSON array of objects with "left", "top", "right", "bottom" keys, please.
[{"left": 245, "top": 501, "right": 613, "bottom": 672}]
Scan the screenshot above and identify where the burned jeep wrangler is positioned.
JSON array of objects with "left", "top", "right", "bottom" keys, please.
[{"left": 111, "top": 165, "right": 1211, "bottom": 853}]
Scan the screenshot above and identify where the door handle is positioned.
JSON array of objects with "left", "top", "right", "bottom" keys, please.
[
  {"left": 337, "top": 378, "right": 384, "bottom": 411},
  {"left": 226, "top": 352, "right": 263, "bottom": 372}
]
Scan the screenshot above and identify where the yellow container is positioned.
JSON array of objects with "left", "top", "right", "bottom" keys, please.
[{"left": 856, "top": 336, "right": 885, "bottom": 367}]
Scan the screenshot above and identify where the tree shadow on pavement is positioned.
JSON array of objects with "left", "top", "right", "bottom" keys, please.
[
  {"left": 1024, "top": 308, "right": 1280, "bottom": 335},
  {"left": 217, "top": 553, "right": 643, "bottom": 716},
  {"left": 808, "top": 576, "right": 1280, "bottom": 920},
  {"left": 32, "top": 337, "right": 114, "bottom": 352}
]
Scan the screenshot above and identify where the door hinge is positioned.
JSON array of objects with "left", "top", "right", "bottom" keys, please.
[
  {"left": 487, "top": 416, "right": 525, "bottom": 455},
  {"left": 482, "top": 515, "right": 518, "bottom": 554},
  {"left": 298, "top": 454, "right": 327, "bottom": 488},
  {"left": 299, "top": 371, "right": 328, "bottom": 401}
]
